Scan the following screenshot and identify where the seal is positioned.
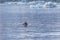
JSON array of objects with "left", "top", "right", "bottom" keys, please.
[{"left": 23, "top": 22, "right": 28, "bottom": 27}]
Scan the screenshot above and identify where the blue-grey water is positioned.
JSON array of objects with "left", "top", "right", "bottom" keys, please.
[{"left": 0, "top": 4, "right": 60, "bottom": 40}]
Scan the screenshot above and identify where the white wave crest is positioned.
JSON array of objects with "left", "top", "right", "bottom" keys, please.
[{"left": 1, "top": 1, "right": 60, "bottom": 8}]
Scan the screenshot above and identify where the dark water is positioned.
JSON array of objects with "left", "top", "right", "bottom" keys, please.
[{"left": 0, "top": 4, "right": 60, "bottom": 40}]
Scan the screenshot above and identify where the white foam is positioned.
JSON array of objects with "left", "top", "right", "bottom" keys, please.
[
  {"left": 1, "top": 1, "right": 60, "bottom": 8},
  {"left": 29, "top": 1, "right": 57, "bottom": 8},
  {"left": 43, "top": 2, "right": 57, "bottom": 8}
]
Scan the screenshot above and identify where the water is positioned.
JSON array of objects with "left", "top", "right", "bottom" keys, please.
[
  {"left": 0, "top": 1, "right": 58, "bottom": 8},
  {"left": 0, "top": 3, "right": 60, "bottom": 40}
]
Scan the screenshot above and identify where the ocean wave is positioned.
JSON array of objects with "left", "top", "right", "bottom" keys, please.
[
  {"left": 1, "top": 1, "right": 60, "bottom": 8},
  {"left": 29, "top": 1, "right": 57, "bottom": 8}
]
